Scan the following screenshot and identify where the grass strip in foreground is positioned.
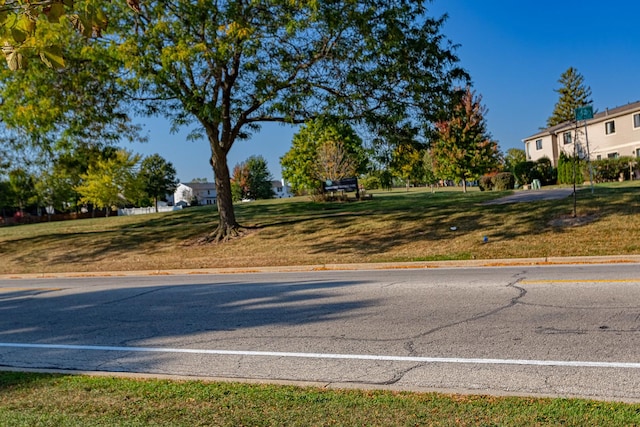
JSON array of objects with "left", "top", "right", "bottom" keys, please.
[{"left": 1, "top": 372, "right": 639, "bottom": 426}]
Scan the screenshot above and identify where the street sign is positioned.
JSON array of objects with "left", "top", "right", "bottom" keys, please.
[{"left": 575, "top": 105, "right": 594, "bottom": 121}]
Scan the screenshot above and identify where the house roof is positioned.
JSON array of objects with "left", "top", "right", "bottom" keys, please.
[
  {"left": 184, "top": 181, "right": 216, "bottom": 191},
  {"left": 523, "top": 100, "right": 640, "bottom": 141}
]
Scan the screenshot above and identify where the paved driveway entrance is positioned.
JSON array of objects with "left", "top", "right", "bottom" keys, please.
[{"left": 483, "top": 188, "right": 577, "bottom": 205}]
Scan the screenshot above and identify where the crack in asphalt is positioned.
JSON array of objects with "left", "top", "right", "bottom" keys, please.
[
  {"left": 404, "top": 272, "right": 528, "bottom": 357},
  {"left": 100, "top": 286, "right": 178, "bottom": 305},
  {"left": 364, "top": 272, "right": 531, "bottom": 386}
]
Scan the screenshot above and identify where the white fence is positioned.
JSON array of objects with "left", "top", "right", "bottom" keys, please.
[{"left": 117, "top": 206, "right": 182, "bottom": 216}]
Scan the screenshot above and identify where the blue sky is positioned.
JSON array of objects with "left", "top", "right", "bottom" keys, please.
[{"left": 126, "top": 0, "right": 640, "bottom": 182}]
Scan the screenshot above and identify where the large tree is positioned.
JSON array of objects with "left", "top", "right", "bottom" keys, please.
[
  {"left": 546, "top": 67, "right": 593, "bottom": 127},
  {"left": 106, "top": 0, "right": 465, "bottom": 241},
  {"left": 432, "top": 87, "right": 501, "bottom": 192}
]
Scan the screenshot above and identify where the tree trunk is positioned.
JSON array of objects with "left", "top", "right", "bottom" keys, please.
[
  {"left": 201, "top": 147, "right": 243, "bottom": 243},
  {"left": 462, "top": 178, "right": 467, "bottom": 193}
]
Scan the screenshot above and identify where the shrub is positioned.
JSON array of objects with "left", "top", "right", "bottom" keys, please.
[
  {"left": 558, "top": 152, "right": 585, "bottom": 184},
  {"left": 493, "top": 172, "right": 515, "bottom": 191},
  {"left": 534, "top": 157, "right": 556, "bottom": 185},
  {"left": 478, "top": 175, "right": 494, "bottom": 191},
  {"left": 588, "top": 156, "right": 635, "bottom": 182},
  {"left": 513, "top": 161, "right": 542, "bottom": 185},
  {"left": 359, "top": 174, "right": 381, "bottom": 190}
]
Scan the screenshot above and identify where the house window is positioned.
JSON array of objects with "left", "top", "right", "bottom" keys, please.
[
  {"left": 563, "top": 132, "right": 572, "bottom": 145},
  {"left": 634, "top": 113, "right": 640, "bottom": 129},
  {"left": 535, "top": 139, "right": 542, "bottom": 150},
  {"left": 596, "top": 155, "right": 602, "bottom": 160},
  {"left": 605, "top": 120, "right": 616, "bottom": 135},
  {"left": 607, "top": 152, "right": 619, "bottom": 159},
  {"left": 636, "top": 148, "right": 640, "bottom": 158}
]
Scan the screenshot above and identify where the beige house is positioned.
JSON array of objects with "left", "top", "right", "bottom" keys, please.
[{"left": 523, "top": 101, "right": 640, "bottom": 167}]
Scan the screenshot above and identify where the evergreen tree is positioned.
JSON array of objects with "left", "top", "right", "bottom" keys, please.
[
  {"left": 432, "top": 87, "right": 501, "bottom": 193},
  {"left": 8, "top": 169, "right": 36, "bottom": 214},
  {"left": 546, "top": 67, "right": 593, "bottom": 127}
]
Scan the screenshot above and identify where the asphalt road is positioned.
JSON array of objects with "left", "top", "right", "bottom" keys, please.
[{"left": 2, "top": 263, "right": 640, "bottom": 402}]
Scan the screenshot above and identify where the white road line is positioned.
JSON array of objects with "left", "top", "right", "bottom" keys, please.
[{"left": 1, "top": 342, "right": 639, "bottom": 369}]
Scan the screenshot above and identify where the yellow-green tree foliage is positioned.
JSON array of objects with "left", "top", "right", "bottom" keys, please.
[{"left": 75, "top": 149, "right": 140, "bottom": 216}]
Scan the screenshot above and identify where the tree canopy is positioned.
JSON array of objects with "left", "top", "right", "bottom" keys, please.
[
  {"left": 504, "top": 148, "right": 526, "bottom": 173},
  {"left": 138, "top": 154, "right": 178, "bottom": 212},
  {"left": 0, "top": 24, "right": 143, "bottom": 170},
  {"left": 231, "top": 155, "right": 274, "bottom": 201},
  {"left": 546, "top": 67, "right": 593, "bottom": 127},
  {"left": 0, "top": 0, "right": 111, "bottom": 70},
  {"left": 75, "top": 149, "right": 141, "bottom": 216},
  {"left": 281, "top": 119, "right": 365, "bottom": 194}
]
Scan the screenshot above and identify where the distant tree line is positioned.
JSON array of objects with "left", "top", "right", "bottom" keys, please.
[
  {"left": 280, "top": 87, "right": 503, "bottom": 196},
  {"left": 0, "top": 147, "right": 177, "bottom": 221}
]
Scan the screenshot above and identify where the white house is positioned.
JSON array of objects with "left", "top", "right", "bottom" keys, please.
[
  {"left": 171, "top": 181, "right": 217, "bottom": 206},
  {"left": 271, "top": 179, "right": 294, "bottom": 198},
  {"left": 523, "top": 100, "right": 640, "bottom": 167}
]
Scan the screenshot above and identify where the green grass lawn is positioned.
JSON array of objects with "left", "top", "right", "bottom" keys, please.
[
  {"left": 1, "top": 182, "right": 640, "bottom": 274},
  {"left": 2, "top": 372, "right": 639, "bottom": 426}
]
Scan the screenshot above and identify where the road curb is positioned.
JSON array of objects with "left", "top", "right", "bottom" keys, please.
[{"left": 2, "top": 255, "right": 640, "bottom": 280}]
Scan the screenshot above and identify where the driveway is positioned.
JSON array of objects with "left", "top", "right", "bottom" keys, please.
[{"left": 482, "top": 187, "right": 577, "bottom": 205}]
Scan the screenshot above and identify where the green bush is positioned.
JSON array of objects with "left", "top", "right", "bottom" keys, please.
[
  {"left": 588, "top": 156, "right": 635, "bottom": 182},
  {"left": 359, "top": 174, "right": 381, "bottom": 190},
  {"left": 513, "top": 161, "right": 542, "bottom": 185},
  {"left": 534, "top": 157, "right": 556, "bottom": 185},
  {"left": 493, "top": 172, "right": 515, "bottom": 191},
  {"left": 478, "top": 175, "right": 494, "bottom": 191}
]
